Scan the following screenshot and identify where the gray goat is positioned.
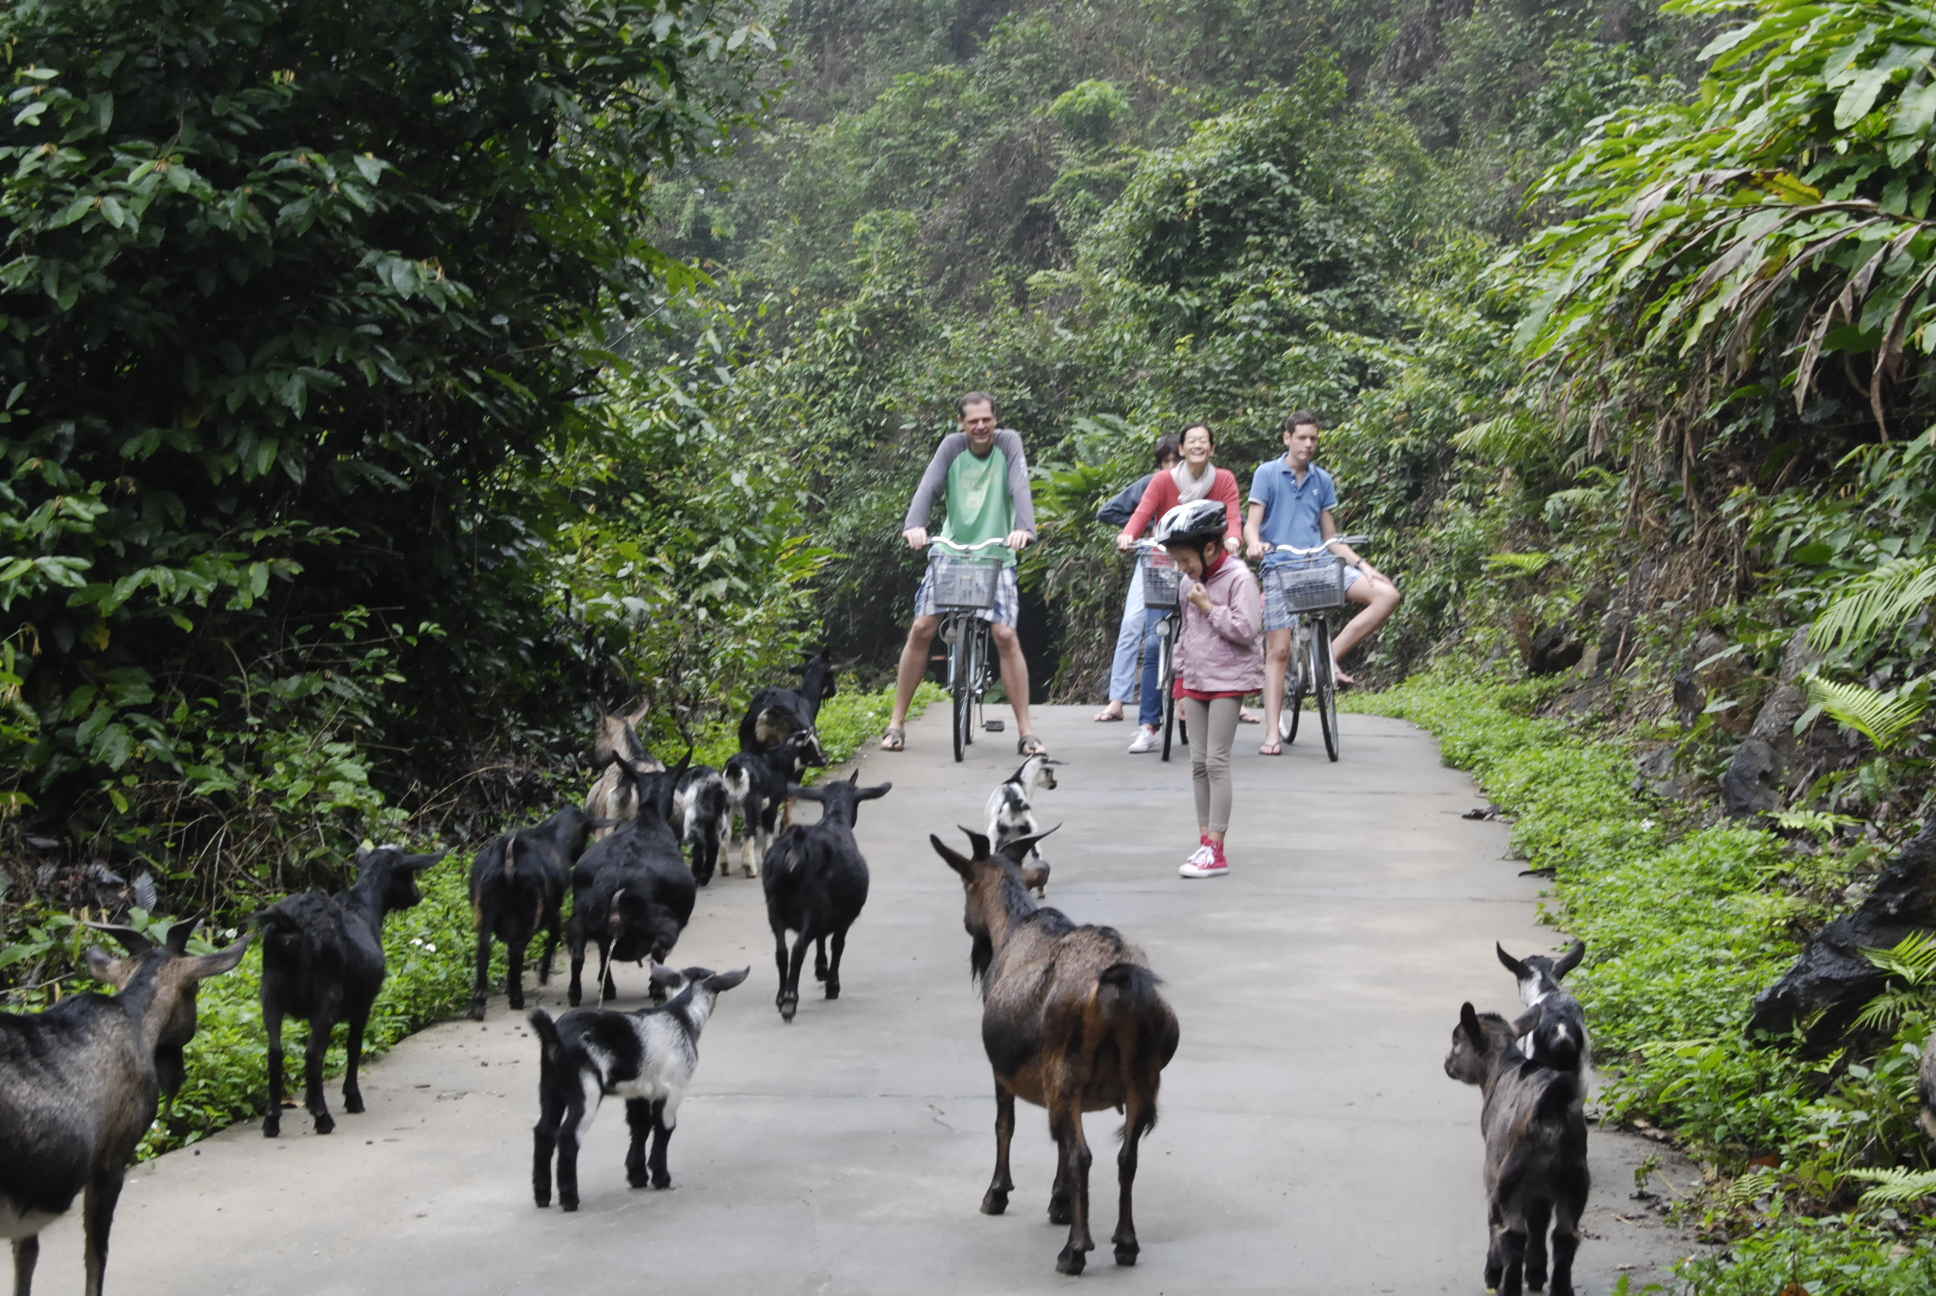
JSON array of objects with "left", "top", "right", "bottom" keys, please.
[
  {"left": 1, "top": 922, "right": 250, "bottom": 1295},
  {"left": 1443, "top": 1002, "right": 1591, "bottom": 1296}
]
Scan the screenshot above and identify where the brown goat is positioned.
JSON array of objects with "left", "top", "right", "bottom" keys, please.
[
  {"left": 585, "top": 703, "right": 660, "bottom": 841},
  {"left": 1443, "top": 1003, "right": 1590, "bottom": 1296},
  {"left": 931, "top": 829, "right": 1180, "bottom": 1275}
]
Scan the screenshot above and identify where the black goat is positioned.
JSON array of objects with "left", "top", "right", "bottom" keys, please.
[
  {"left": 1444, "top": 1003, "right": 1591, "bottom": 1296},
  {"left": 722, "top": 728, "right": 823, "bottom": 879},
  {"left": 567, "top": 758, "right": 695, "bottom": 1005},
  {"left": 932, "top": 828, "right": 1181, "bottom": 1275},
  {"left": 469, "top": 807, "right": 604, "bottom": 1020},
  {"left": 762, "top": 773, "right": 889, "bottom": 1021},
  {"left": 530, "top": 965, "right": 749, "bottom": 1211},
  {"left": 737, "top": 651, "right": 838, "bottom": 753},
  {"left": 673, "top": 764, "right": 730, "bottom": 887},
  {"left": 2, "top": 922, "right": 249, "bottom": 1296},
  {"left": 256, "top": 845, "right": 446, "bottom": 1136},
  {"left": 1496, "top": 940, "right": 1590, "bottom": 1072}
]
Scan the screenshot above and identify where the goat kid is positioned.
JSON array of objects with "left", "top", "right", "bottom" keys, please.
[
  {"left": 568, "top": 757, "right": 695, "bottom": 1005},
  {"left": 984, "top": 754, "right": 1060, "bottom": 895},
  {"left": 933, "top": 828, "right": 1180, "bottom": 1276},
  {"left": 2, "top": 923, "right": 249, "bottom": 1296},
  {"left": 530, "top": 965, "right": 750, "bottom": 1211},
  {"left": 257, "top": 845, "right": 446, "bottom": 1136},
  {"left": 470, "top": 806, "right": 604, "bottom": 1020},
  {"left": 1496, "top": 940, "right": 1590, "bottom": 1072},
  {"left": 722, "top": 728, "right": 824, "bottom": 879},
  {"left": 1444, "top": 1002, "right": 1591, "bottom": 1296},
  {"left": 586, "top": 703, "right": 662, "bottom": 841},
  {"left": 673, "top": 764, "right": 730, "bottom": 887},
  {"left": 763, "top": 773, "right": 889, "bottom": 1021},
  {"left": 737, "top": 651, "right": 838, "bottom": 754}
]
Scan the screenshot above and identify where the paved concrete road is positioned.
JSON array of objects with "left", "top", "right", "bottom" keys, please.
[{"left": 39, "top": 706, "right": 1701, "bottom": 1294}]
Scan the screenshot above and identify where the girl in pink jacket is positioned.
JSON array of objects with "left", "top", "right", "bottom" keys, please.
[{"left": 1155, "top": 499, "right": 1265, "bottom": 878}]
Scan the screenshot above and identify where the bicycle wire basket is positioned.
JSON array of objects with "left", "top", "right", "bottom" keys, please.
[
  {"left": 1141, "top": 552, "right": 1182, "bottom": 611},
  {"left": 1265, "top": 555, "right": 1348, "bottom": 613},
  {"left": 929, "top": 553, "right": 1003, "bottom": 611}
]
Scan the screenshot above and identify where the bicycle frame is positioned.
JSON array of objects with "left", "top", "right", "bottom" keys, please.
[
  {"left": 928, "top": 536, "right": 1010, "bottom": 762},
  {"left": 1264, "top": 534, "right": 1370, "bottom": 764}
]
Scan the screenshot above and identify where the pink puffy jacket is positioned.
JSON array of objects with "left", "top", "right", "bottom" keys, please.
[{"left": 1174, "top": 553, "right": 1265, "bottom": 694}]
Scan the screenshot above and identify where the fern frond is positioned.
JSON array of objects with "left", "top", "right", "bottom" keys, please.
[
  {"left": 1453, "top": 413, "right": 1554, "bottom": 467},
  {"left": 1484, "top": 552, "right": 1556, "bottom": 577},
  {"left": 1804, "top": 675, "right": 1928, "bottom": 751},
  {"left": 1849, "top": 1166, "right": 1936, "bottom": 1208},
  {"left": 1810, "top": 557, "right": 1936, "bottom": 655},
  {"left": 1851, "top": 988, "right": 1921, "bottom": 1034},
  {"left": 1542, "top": 485, "right": 1614, "bottom": 525},
  {"left": 1862, "top": 931, "right": 1936, "bottom": 986}
]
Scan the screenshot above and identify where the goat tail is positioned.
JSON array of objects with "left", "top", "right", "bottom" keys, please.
[
  {"left": 527, "top": 1009, "right": 562, "bottom": 1066},
  {"left": 1094, "top": 962, "right": 1179, "bottom": 1140}
]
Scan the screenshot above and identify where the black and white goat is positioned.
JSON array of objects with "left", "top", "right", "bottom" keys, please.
[
  {"left": 2, "top": 922, "right": 249, "bottom": 1296},
  {"left": 529, "top": 965, "right": 750, "bottom": 1212},
  {"left": 763, "top": 773, "right": 889, "bottom": 1021},
  {"left": 722, "top": 728, "right": 824, "bottom": 880},
  {"left": 737, "top": 652, "right": 838, "bottom": 754},
  {"left": 585, "top": 703, "right": 662, "bottom": 841},
  {"left": 673, "top": 764, "right": 730, "bottom": 887},
  {"left": 469, "top": 807, "right": 604, "bottom": 1020},
  {"left": 985, "top": 754, "right": 1059, "bottom": 896},
  {"left": 1444, "top": 1003, "right": 1591, "bottom": 1296},
  {"left": 567, "top": 757, "right": 696, "bottom": 1005},
  {"left": 1496, "top": 940, "right": 1590, "bottom": 1073},
  {"left": 256, "top": 845, "right": 446, "bottom": 1136}
]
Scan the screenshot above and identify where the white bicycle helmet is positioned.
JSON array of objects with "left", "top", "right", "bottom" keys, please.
[{"left": 1153, "top": 499, "right": 1227, "bottom": 548}]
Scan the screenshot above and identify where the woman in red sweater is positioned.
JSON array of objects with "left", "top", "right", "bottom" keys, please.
[{"left": 1115, "top": 423, "right": 1245, "bottom": 753}]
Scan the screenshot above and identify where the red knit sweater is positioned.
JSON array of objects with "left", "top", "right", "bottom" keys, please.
[{"left": 1119, "top": 466, "right": 1243, "bottom": 545}]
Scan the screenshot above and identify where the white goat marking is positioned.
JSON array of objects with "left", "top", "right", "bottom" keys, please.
[{"left": 0, "top": 1203, "right": 62, "bottom": 1242}]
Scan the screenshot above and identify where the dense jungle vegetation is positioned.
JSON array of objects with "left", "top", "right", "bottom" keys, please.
[{"left": 5, "top": 0, "right": 1936, "bottom": 1287}]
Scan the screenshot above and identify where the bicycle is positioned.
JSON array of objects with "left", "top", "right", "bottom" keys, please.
[
  {"left": 1129, "top": 539, "right": 1185, "bottom": 762},
  {"left": 926, "top": 536, "right": 1012, "bottom": 763},
  {"left": 1260, "top": 534, "right": 1370, "bottom": 764}
]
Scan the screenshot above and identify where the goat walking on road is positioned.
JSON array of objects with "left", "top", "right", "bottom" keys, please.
[
  {"left": 1496, "top": 940, "right": 1590, "bottom": 1073},
  {"left": 1, "top": 921, "right": 250, "bottom": 1296},
  {"left": 762, "top": 773, "right": 889, "bottom": 1021},
  {"left": 1444, "top": 1002, "right": 1591, "bottom": 1296},
  {"left": 722, "top": 728, "right": 823, "bottom": 879},
  {"left": 567, "top": 757, "right": 695, "bottom": 1005},
  {"left": 256, "top": 845, "right": 446, "bottom": 1136},
  {"left": 932, "top": 828, "right": 1180, "bottom": 1276},
  {"left": 469, "top": 807, "right": 604, "bottom": 1020},
  {"left": 985, "top": 753, "right": 1059, "bottom": 895},
  {"left": 529, "top": 965, "right": 749, "bottom": 1212}
]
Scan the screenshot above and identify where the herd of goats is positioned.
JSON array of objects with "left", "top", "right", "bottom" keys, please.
[{"left": 5, "top": 651, "right": 1611, "bottom": 1295}]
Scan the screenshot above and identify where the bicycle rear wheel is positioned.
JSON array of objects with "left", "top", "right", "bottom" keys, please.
[
  {"left": 1281, "top": 622, "right": 1306, "bottom": 746},
  {"left": 1312, "top": 618, "right": 1339, "bottom": 762},
  {"left": 966, "top": 626, "right": 985, "bottom": 749},
  {"left": 949, "top": 621, "right": 970, "bottom": 763}
]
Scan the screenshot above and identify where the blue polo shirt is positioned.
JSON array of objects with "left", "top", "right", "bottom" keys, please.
[{"left": 1248, "top": 458, "right": 1337, "bottom": 562}]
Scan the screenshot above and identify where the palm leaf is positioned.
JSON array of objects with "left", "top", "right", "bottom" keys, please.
[
  {"left": 1804, "top": 675, "right": 1928, "bottom": 751},
  {"left": 1810, "top": 557, "right": 1936, "bottom": 654}
]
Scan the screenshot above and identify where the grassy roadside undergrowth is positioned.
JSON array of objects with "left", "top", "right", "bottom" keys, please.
[
  {"left": 29, "top": 681, "right": 944, "bottom": 1162},
  {"left": 1359, "top": 667, "right": 1936, "bottom": 1295}
]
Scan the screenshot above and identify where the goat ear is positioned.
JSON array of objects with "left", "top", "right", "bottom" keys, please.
[
  {"left": 1554, "top": 940, "right": 1585, "bottom": 980},
  {"left": 89, "top": 921, "right": 153, "bottom": 956},
  {"left": 859, "top": 782, "right": 892, "bottom": 801},
  {"left": 930, "top": 833, "right": 974, "bottom": 878},
  {"left": 705, "top": 966, "right": 751, "bottom": 993},
  {"left": 406, "top": 850, "right": 447, "bottom": 872},
  {"left": 1495, "top": 943, "right": 1527, "bottom": 978},
  {"left": 1458, "top": 1001, "right": 1485, "bottom": 1043},
  {"left": 788, "top": 784, "right": 819, "bottom": 802},
  {"left": 998, "top": 824, "right": 1059, "bottom": 865},
  {"left": 188, "top": 933, "right": 252, "bottom": 981},
  {"left": 647, "top": 962, "right": 686, "bottom": 993},
  {"left": 85, "top": 946, "right": 136, "bottom": 988},
  {"left": 163, "top": 918, "right": 200, "bottom": 955}
]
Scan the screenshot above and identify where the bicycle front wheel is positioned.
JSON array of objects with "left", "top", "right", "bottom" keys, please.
[
  {"left": 949, "top": 622, "right": 970, "bottom": 763},
  {"left": 1158, "top": 628, "right": 1177, "bottom": 762},
  {"left": 1312, "top": 618, "right": 1339, "bottom": 762},
  {"left": 1281, "top": 622, "right": 1306, "bottom": 746}
]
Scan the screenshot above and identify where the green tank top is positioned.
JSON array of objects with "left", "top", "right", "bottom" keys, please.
[{"left": 942, "top": 445, "right": 1016, "bottom": 567}]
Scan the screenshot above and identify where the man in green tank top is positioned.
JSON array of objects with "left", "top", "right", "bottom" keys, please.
[{"left": 878, "top": 392, "right": 1044, "bottom": 755}]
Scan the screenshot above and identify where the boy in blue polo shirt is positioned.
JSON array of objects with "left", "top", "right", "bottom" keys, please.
[{"left": 1244, "top": 410, "right": 1401, "bottom": 752}]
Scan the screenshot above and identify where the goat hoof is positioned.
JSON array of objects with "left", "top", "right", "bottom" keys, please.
[
  {"left": 509, "top": 993, "right": 524, "bottom": 1010},
  {"left": 651, "top": 1175, "right": 672, "bottom": 1190},
  {"left": 824, "top": 983, "right": 840, "bottom": 1000},
  {"left": 468, "top": 1000, "right": 486, "bottom": 1022},
  {"left": 779, "top": 996, "right": 798, "bottom": 1022},
  {"left": 1113, "top": 1243, "right": 1139, "bottom": 1267},
  {"left": 980, "top": 1191, "right": 1008, "bottom": 1216},
  {"left": 343, "top": 1094, "right": 364, "bottom": 1115},
  {"left": 1055, "top": 1246, "right": 1087, "bottom": 1276},
  {"left": 314, "top": 1113, "right": 335, "bottom": 1135},
  {"left": 262, "top": 1117, "right": 280, "bottom": 1138},
  {"left": 560, "top": 1198, "right": 579, "bottom": 1213}
]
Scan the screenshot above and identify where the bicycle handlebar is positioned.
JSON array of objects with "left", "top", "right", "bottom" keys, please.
[
  {"left": 928, "top": 535, "right": 1014, "bottom": 553},
  {"left": 1263, "top": 533, "right": 1371, "bottom": 557}
]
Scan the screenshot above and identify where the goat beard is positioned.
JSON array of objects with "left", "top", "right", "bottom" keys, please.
[{"left": 969, "top": 930, "right": 994, "bottom": 990}]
